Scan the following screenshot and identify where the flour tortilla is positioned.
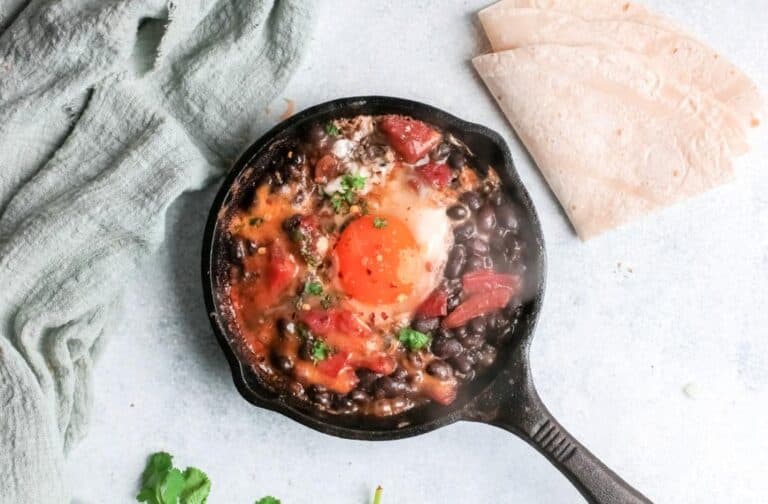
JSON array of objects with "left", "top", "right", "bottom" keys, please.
[
  {"left": 478, "top": 6, "right": 764, "bottom": 142},
  {"left": 473, "top": 45, "right": 735, "bottom": 239}
]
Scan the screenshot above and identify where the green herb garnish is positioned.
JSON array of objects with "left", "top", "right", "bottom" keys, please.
[
  {"left": 255, "top": 497, "right": 281, "bottom": 504},
  {"left": 341, "top": 173, "right": 366, "bottom": 192},
  {"left": 373, "top": 217, "right": 387, "bottom": 229},
  {"left": 311, "top": 340, "right": 330, "bottom": 363},
  {"left": 324, "top": 122, "right": 340, "bottom": 136},
  {"left": 330, "top": 193, "right": 345, "bottom": 213},
  {"left": 304, "top": 281, "right": 323, "bottom": 296},
  {"left": 136, "top": 452, "right": 211, "bottom": 504},
  {"left": 320, "top": 294, "right": 335, "bottom": 309},
  {"left": 248, "top": 217, "right": 264, "bottom": 227},
  {"left": 397, "top": 327, "right": 431, "bottom": 351}
]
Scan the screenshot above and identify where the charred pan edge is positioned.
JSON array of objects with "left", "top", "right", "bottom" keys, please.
[{"left": 201, "top": 96, "right": 547, "bottom": 440}]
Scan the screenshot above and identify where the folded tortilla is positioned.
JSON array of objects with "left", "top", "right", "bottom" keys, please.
[{"left": 473, "top": 45, "right": 736, "bottom": 239}]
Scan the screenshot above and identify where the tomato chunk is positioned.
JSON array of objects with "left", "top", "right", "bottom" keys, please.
[
  {"left": 267, "top": 243, "right": 299, "bottom": 296},
  {"left": 379, "top": 115, "right": 442, "bottom": 163},
  {"left": 418, "top": 163, "right": 452, "bottom": 189},
  {"left": 417, "top": 289, "right": 448, "bottom": 318},
  {"left": 316, "top": 351, "right": 349, "bottom": 377},
  {"left": 442, "top": 288, "right": 513, "bottom": 329},
  {"left": 300, "top": 308, "right": 387, "bottom": 363},
  {"left": 462, "top": 270, "right": 521, "bottom": 295}
]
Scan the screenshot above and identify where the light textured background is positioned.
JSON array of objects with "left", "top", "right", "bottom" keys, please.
[{"left": 66, "top": 1, "right": 768, "bottom": 502}]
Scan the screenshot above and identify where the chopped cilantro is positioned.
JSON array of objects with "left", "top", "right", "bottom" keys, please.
[
  {"left": 398, "top": 327, "right": 431, "bottom": 351},
  {"left": 248, "top": 217, "right": 264, "bottom": 227},
  {"left": 255, "top": 498, "right": 281, "bottom": 504},
  {"left": 136, "top": 452, "right": 211, "bottom": 504},
  {"left": 320, "top": 294, "right": 334, "bottom": 309},
  {"left": 341, "top": 173, "right": 366, "bottom": 192},
  {"left": 330, "top": 193, "right": 345, "bottom": 213},
  {"left": 373, "top": 217, "right": 387, "bottom": 229},
  {"left": 324, "top": 122, "right": 340, "bottom": 136},
  {"left": 311, "top": 340, "right": 330, "bottom": 363},
  {"left": 304, "top": 281, "right": 323, "bottom": 296}
]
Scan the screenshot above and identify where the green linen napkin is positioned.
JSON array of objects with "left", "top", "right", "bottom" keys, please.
[{"left": 0, "top": 1, "right": 315, "bottom": 502}]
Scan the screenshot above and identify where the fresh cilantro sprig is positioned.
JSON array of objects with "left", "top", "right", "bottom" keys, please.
[
  {"left": 327, "top": 173, "right": 367, "bottom": 214},
  {"left": 398, "top": 327, "right": 431, "bottom": 351},
  {"left": 311, "top": 340, "right": 331, "bottom": 362},
  {"left": 324, "top": 122, "right": 340, "bottom": 136},
  {"left": 304, "top": 281, "right": 323, "bottom": 296},
  {"left": 255, "top": 498, "right": 281, "bottom": 504},
  {"left": 136, "top": 452, "right": 211, "bottom": 504}
]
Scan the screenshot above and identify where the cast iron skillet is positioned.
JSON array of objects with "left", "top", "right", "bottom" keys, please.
[{"left": 202, "top": 96, "right": 651, "bottom": 504}]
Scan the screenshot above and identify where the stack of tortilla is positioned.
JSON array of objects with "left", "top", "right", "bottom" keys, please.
[{"left": 473, "top": 0, "right": 763, "bottom": 240}]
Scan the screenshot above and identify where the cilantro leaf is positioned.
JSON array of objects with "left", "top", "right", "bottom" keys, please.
[
  {"left": 324, "top": 122, "right": 340, "bottom": 136},
  {"left": 330, "top": 193, "right": 345, "bottom": 213},
  {"left": 136, "top": 452, "right": 211, "bottom": 504},
  {"left": 304, "top": 281, "right": 323, "bottom": 296},
  {"left": 398, "top": 327, "right": 431, "bottom": 351},
  {"left": 341, "top": 173, "right": 366, "bottom": 191},
  {"left": 373, "top": 217, "right": 387, "bottom": 229},
  {"left": 255, "top": 498, "right": 281, "bottom": 504},
  {"left": 311, "top": 340, "right": 330, "bottom": 362}
]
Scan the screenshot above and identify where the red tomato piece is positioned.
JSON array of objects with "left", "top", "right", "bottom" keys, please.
[
  {"left": 418, "top": 163, "right": 452, "bottom": 189},
  {"left": 267, "top": 243, "right": 298, "bottom": 296},
  {"left": 417, "top": 289, "right": 449, "bottom": 318},
  {"left": 379, "top": 115, "right": 442, "bottom": 163},
  {"left": 442, "top": 288, "right": 513, "bottom": 329},
  {"left": 316, "top": 351, "right": 349, "bottom": 377},
  {"left": 462, "top": 270, "right": 521, "bottom": 295},
  {"left": 349, "top": 354, "right": 397, "bottom": 375}
]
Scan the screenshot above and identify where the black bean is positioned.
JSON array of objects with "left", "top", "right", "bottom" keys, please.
[
  {"left": 309, "top": 123, "right": 328, "bottom": 146},
  {"left": 495, "top": 203, "right": 520, "bottom": 232},
  {"left": 445, "top": 245, "right": 467, "bottom": 278},
  {"left": 452, "top": 326, "right": 468, "bottom": 339},
  {"left": 426, "top": 360, "right": 453, "bottom": 380},
  {"left": 460, "top": 191, "right": 482, "bottom": 211},
  {"left": 468, "top": 316, "right": 487, "bottom": 335},
  {"left": 334, "top": 395, "right": 355, "bottom": 410},
  {"left": 447, "top": 151, "right": 466, "bottom": 170},
  {"left": 276, "top": 318, "right": 292, "bottom": 337},
  {"left": 431, "top": 142, "right": 452, "bottom": 161},
  {"left": 459, "top": 369, "right": 476, "bottom": 382},
  {"left": 431, "top": 335, "right": 463, "bottom": 359},
  {"left": 446, "top": 204, "right": 469, "bottom": 220},
  {"left": 476, "top": 344, "right": 498, "bottom": 367},
  {"left": 477, "top": 205, "right": 497, "bottom": 233},
  {"left": 450, "top": 354, "right": 473, "bottom": 374},
  {"left": 460, "top": 332, "right": 485, "bottom": 350},
  {"left": 310, "top": 386, "right": 332, "bottom": 407},
  {"left": 282, "top": 214, "right": 301, "bottom": 233},
  {"left": 391, "top": 367, "right": 408, "bottom": 381},
  {"left": 287, "top": 380, "right": 305, "bottom": 397},
  {"left": 490, "top": 227, "right": 510, "bottom": 252},
  {"left": 349, "top": 389, "right": 370, "bottom": 402},
  {"left": 373, "top": 376, "right": 403, "bottom": 398},
  {"left": 465, "top": 255, "right": 485, "bottom": 272},
  {"left": 453, "top": 221, "right": 476, "bottom": 243},
  {"left": 272, "top": 354, "right": 293, "bottom": 373},
  {"left": 487, "top": 190, "right": 504, "bottom": 207},
  {"left": 447, "top": 295, "right": 461, "bottom": 311},
  {"left": 486, "top": 312, "right": 504, "bottom": 331},
  {"left": 443, "top": 278, "right": 463, "bottom": 295},
  {"left": 467, "top": 237, "right": 490, "bottom": 255},
  {"left": 356, "top": 369, "right": 379, "bottom": 391},
  {"left": 412, "top": 317, "right": 440, "bottom": 334}
]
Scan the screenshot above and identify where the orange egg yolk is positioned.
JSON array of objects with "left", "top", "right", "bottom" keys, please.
[{"left": 335, "top": 214, "right": 419, "bottom": 305}]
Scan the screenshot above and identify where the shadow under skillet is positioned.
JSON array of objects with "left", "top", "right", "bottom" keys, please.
[{"left": 164, "top": 185, "right": 232, "bottom": 381}]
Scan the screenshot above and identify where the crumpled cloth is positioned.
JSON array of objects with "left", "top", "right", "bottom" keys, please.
[{"left": 0, "top": 1, "right": 315, "bottom": 502}]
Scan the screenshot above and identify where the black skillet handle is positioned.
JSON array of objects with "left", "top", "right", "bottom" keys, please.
[{"left": 467, "top": 366, "right": 652, "bottom": 503}]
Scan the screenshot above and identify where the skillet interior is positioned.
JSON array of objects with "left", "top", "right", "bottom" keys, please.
[{"left": 201, "top": 96, "right": 546, "bottom": 440}]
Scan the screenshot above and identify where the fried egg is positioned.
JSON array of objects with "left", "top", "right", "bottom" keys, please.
[{"left": 330, "top": 169, "right": 454, "bottom": 330}]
